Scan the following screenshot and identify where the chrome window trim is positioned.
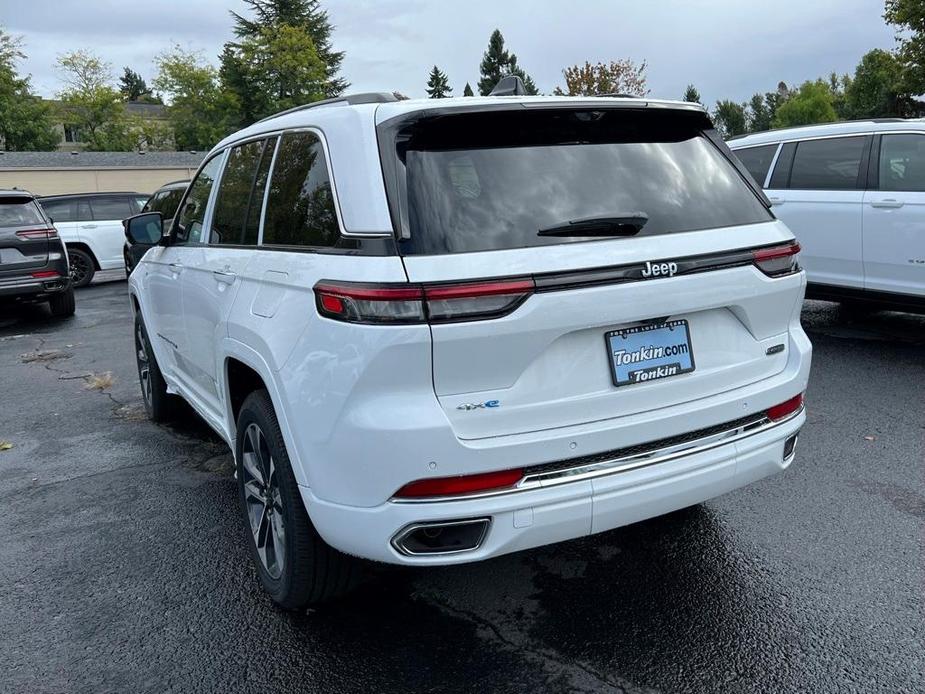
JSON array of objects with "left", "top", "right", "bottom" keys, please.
[
  {"left": 390, "top": 405, "right": 804, "bottom": 504},
  {"left": 764, "top": 142, "right": 783, "bottom": 188}
]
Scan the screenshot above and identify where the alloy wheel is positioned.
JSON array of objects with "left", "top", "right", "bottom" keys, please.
[
  {"left": 70, "top": 255, "right": 90, "bottom": 286},
  {"left": 135, "top": 323, "right": 152, "bottom": 408},
  {"left": 241, "top": 423, "right": 286, "bottom": 579}
]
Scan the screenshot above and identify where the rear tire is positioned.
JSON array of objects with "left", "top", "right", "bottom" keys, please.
[
  {"left": 68, "top": 247, "right": 95, "bottom": 288},
  {"left": 48, "top": 286, "right": 76, "bottom": 317},
  {"left": 134, "top": 314, "right": 180, "bottom": 422},
  {"left": 236, "top": 389, "right": 360, "bottom": 609}
]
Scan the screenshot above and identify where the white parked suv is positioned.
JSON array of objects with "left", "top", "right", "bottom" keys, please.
[
  {"left": 39, "top": 192, "right": 148, "bottom": 286},
  {"left": 730, "top": 120, "right": 925, "bottom": 312},
  {"left": 125, "top": 89, "right": 812, "bottom": 608}
]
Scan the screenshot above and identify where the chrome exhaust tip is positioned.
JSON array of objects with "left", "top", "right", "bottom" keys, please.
[
  {"left": 391, "top": 518, "right": 491, "bottom": 556},
  {"left": 783, "top": 432, "right": 799, "bottom": 461}
]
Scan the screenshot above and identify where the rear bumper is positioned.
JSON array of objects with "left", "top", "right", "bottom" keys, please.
[
  {"left": 303, "top": 407, "right": 804, "bottom": 565},
  {"left": 0, "top": 274, "right": 71, "bottom": 300}
]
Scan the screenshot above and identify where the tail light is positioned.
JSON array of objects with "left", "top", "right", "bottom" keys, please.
[
  {"left": 766, "top": 393, "right": 804, "bottom": 422},
  {"left": 314, "top": 278, "right": 534, "bottom": 324},
  {"left": 31, "top": 270, "right": 61, "bottom": 279},
  {"left": 16, "top": 228, "right": 58, "bottom": 240},
  {"left": 394, "top": 468, "right": 524, "bottom": 499},
  {"left": 753, "top": 241, "right": 801, "bottom": 277}
]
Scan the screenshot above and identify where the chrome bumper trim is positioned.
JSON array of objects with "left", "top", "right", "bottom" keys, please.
[{"left": 392, "top": 406, "right": 804, "bottom": 504}]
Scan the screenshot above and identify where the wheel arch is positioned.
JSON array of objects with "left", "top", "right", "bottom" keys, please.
[{"left": 64, "top": 241, "right": 101, "bottom": 270}]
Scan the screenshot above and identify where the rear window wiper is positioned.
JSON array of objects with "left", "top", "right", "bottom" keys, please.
[{"left": 537, "top": 213, "right": 648, "bottom": 237}]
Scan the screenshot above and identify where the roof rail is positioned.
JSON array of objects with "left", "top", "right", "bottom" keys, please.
[
  {"left": 727, "top": 116, "right": 910, "bottom": 141},
  {"left": 256, "top": 92, "right": 400, "bottom": 123},
  {"left": 598, "top": 93, "right": 641, "bottom": 98}
]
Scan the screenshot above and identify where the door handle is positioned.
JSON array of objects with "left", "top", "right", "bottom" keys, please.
[
  {"left": 169, "top": 262, "right": 183, "bottom": 274},
  {"left": 81, "top": 224, "right": 98, "bottom": 229},
  {"left": 768, "top": 197, "right": 784, "bottom": 206},
  {"left": 870, "top": 199, "right": 904, "bottom": 209},
  {"left": 212, "top": 269, "right": 236, "bottom": 285}
]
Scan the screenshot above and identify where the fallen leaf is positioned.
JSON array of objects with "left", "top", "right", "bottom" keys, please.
[{"left": 0, "top": 441, "right": 12, "bottom": 451}]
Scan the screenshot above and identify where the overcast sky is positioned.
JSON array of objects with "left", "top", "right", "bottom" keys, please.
[{"left": 7, "top": 0, "right": 896, "bottom": 106}]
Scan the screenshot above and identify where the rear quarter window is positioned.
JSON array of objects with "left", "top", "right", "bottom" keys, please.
[
  {"left": 733, "top": 144, "right": 778, "bottom": 187},
  {"left": 385, "top": 108, "right": 773, "bottom": 256}
]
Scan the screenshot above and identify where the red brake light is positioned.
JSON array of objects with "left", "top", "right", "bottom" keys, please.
[
  {"left": 767, "top": 393, "right": 804, "bottom": 422},
  {"left": 753, "top": 241, "right": 801, "bottom": 277},
  {"left": 16, "top": 228, "right": 58, "bottom": 240},
  {"left": 31, "top": 270, "right": 60, "bottom": 279},
  {"left": 394, "top": 468, "right": 524, "bottom": 499},
  {"left": 313, "top": 278, "right": 534, "bottom": 324}
]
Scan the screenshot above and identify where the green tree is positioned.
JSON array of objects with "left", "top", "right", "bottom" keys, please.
[
  {"left": 772, "top": 80, "right": 838, "bottom": 128},
  {"left": 425, "top": 65, "right": 452, "bottom": 98},
  {"left": 56, "top": 50, "right": 134, "bottom": 151},
  {"left": 747, "top": 93, "right": 772, "bottom": 132},
  {"left": 828, "top": 72, "right": 853, "bottom": 120},
  {"left": 222, "top": 0, "right": 347, "bottom": 124},
  {"left": 119, "top": 67, "right": 151, "bottom": 101},
  {"left": 554, "top": 59, "right": 649, "bottom": 96},
  {"left": 154, "top": 46, "right": 239, "bottom": 150},
  {"left": 845, "top": 48, "right": 905, "bottom": 117},
  {"left": 885, "top": 0, "right": 925, "bottom": 97},
  {"left": 713, "top": 100, "right": 748, "bottom": 137},
  {"left": 478, "top": 29, "right": 538, "bottom": 95},
  {"left": 463, "top": 82, "right": 474, "bottom": 96},
  {"left": 683, "top": 84, "right": 701, "bottom": 104},
  {"left": 0, "top": 28, "right": 57, "bottom": 151}
]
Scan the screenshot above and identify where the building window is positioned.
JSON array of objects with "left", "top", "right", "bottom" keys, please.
[{"left": 64, "top": 125, "right": 80, "bottom": 143}]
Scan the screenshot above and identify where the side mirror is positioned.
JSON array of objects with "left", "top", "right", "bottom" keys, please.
[{"left": 124, "top": 212, "right": 163, "bottom": 246}]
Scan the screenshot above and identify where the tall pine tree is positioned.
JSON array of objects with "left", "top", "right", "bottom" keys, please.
[
  {"left": 478, "top": 29, "right": 538, "bottom": 95},
  {"left": 463, "top": 82, "right": 474, "bottom": 96},
  {"left": 426, "top": 65, "right": 452, "bottom": 98}
]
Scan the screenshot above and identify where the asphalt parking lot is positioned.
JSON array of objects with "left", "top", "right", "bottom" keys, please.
[{"left": 1, "top": 276, "right": 922, "bottom": 694}]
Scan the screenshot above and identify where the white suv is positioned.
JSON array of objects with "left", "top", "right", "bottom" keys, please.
[
  {"left": 126, "top": 91, "right": 812, "bottom": 608},
  {"left": 730, "top": 120, "right": 925, "bottom": 311}
]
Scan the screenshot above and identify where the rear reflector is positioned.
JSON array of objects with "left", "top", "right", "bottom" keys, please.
[
  {"left": 753, "top": 241, "right": 801, "bottom": 277},
  {"left": 394, "top": 468, "right": 524, "bottom": 499},
  {"left": 767, "top": 393, "right": 804, "bottom": 422},
  {"left": 16, "top": 228, "right": 58, "bottom": 240},
  {"left": 314, "top": 278, "right": 534, "bottom": 324},
  {"left": 31, "top": 270, "right": 61, "bottom": 279}
]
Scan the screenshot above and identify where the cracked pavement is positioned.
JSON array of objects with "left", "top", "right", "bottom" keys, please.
[{"left": 0, "top": 278, "right": 922, "bottom": 694}]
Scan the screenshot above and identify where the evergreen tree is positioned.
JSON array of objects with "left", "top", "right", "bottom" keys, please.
[
  {"left": 0, "top": 29, "right": 58, "bottom": 151},
  {"left": 463, "top": 82, "right": 474, "bottom": 96},
  {"left": 747, "top": 93, "right": 772, "bottom": 131},
  {"left": 683, "top": 84, "right": 701, "bottom": 104},
  {"left": 425, "top": 65, "right": 452, "bottom": 98},
  {"left": 713, "top": 100, "right": 748, "bottom": 137},
  {"left": 119, "top": 67, "right": 151, "bottom": 101},
  {"left": 478, "top": 29, "right": 539, "bottom": 95},
  {"left": 229, "top": 0, "right": 346, "bottom": 97}
]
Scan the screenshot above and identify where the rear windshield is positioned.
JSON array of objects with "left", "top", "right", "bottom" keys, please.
[
  {"left": 388, "top": 109, "right": 772, "bottom": 255},
  {"left": 0, "top": 197, "right": 45, "bottom": 228}
]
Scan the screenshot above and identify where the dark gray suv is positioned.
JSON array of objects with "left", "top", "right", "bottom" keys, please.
[{"left": 0, "top": 190, "right": 75, "bottom": 317}]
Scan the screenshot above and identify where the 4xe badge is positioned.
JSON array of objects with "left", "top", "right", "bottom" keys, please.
[
  {"left": 641, "top": 260, "right": 678, "bottom": 278},
  {"left": 457, "top": 400, "right": 500, "bottom": 411}
]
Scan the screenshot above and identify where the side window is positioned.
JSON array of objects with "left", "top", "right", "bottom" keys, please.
[
  {"left": 262, "top": 131, "right": 340, "bottom": 247},
  {"left": 142, "top": 192, "right": 164, "bottom": 213},
  {"left": 90, "top": 196, "right": 133, "bottom": 220},
  {"left": 76, "top": 200, "right": 93, "bottom": 222},
  {"left": 878, "top": 133, "right": 925, "bottom": 192},
  {"left": 40, "top": 199, "right": 75, "bottom": 223},
  {"left": 174, "top": 155, "right": 223, "bottom": 245},
  {"left": 789, "top": 136, "right": 866, "bottom": 190},
  {"left": 132, "top": 195, "right": 148, "bottom": 213},
  {"left": 211, "top": 138, "right": 275, "bottom": 246},
  {"left": 733, "top": 145, "right": 778, "bottom": 188}
]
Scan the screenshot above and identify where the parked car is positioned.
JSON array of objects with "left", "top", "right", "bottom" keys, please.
[
  {"left": 124, "top": 180, "right": 189, "bottom": 275},
  {"left": 38, "top": 192, "right": 147, "bottom": 287},
  {"left": 730, "top": 120, "right": 925, "bottom": 312},
  {"left": 0, "top": 190, "right": 75, "bottom": 317},
  {"left": 126, "top": 89, "right": 811, "bottom": 609}
]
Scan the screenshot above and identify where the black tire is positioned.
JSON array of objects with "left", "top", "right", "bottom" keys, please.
[
  {"left": 48, "top": 286, "right": 76, "bottom": 317},
  {"left": 134, "top": 314, "right": 180, "bottom": 423},
  {"left": 236, "top": 389, "right": 360, "bottom": 609},
  {"left": 68, "top": 247, "right": 95, "bottom": 288}
]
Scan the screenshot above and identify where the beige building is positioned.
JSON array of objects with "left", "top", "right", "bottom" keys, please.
[
  {"left": 49, "top": 101, "right": 173, "bottom": 152},
  {"left": 0, "top": 151, "right": 206, "bottom": 196}
]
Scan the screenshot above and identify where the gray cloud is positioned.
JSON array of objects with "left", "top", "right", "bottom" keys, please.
[{"left": 8, "top": 0, "right": 896, "bottom": 106}]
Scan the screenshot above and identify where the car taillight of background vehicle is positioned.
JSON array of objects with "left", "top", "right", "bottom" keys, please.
[
  {"left": 15, "top": 228, "right": 59, "bottom": 240},
  {"left": 752, "top": 241, "right": 801, "bottom": 277},
  {"left": 314, "top": 278, "right": 535, "bottom": 324}
]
